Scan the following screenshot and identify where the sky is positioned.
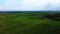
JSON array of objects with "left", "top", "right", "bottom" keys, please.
[{"left": 0, "top": 0, "right": 60, "bottom": 11}]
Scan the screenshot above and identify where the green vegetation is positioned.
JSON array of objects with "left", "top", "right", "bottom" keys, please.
[{"left": 0, "top": 11, "right": 60, "bottom": 34}]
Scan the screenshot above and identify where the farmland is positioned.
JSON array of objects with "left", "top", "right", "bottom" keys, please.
[{"left": 0, "top": 11, "right": 60, "bottom": 34}]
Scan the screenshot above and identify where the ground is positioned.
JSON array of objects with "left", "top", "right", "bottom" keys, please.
[{"left": 0, "top": 11, "right": 60, "bottom": 34}]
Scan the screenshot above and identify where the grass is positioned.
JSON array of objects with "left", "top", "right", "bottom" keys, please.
[{"left": 0, "top": 12, "right": 60, "bottom": 34}]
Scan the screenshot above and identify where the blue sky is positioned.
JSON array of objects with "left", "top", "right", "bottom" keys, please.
[{"left": 0, "top": 0, "right": 60, "bottom": 11}]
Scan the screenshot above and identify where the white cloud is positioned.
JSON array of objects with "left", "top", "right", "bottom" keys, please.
[{"left": 0, "top": 0, "right": 60, "bottom": 11}]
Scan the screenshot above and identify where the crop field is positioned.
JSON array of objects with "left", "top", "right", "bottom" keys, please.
[{"left": 0, "top": 11, "right": 60, "bottom": 34}]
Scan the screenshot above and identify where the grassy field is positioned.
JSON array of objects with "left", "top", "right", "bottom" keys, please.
[{"left": 0, "top": 11, "right": 60, "bottom": 34}]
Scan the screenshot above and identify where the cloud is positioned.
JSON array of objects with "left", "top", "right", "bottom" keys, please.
[{"left": 0, "top": 0, "right": 60, "bottom": 11}]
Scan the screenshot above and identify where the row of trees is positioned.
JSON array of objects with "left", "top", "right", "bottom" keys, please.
[{"left": 42, "top": 13, "right": 60, "bottom": 21}]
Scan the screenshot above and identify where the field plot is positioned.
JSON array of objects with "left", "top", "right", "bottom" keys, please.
[{"left": 0, "top": 11, "right": 60, "bottom": 34}]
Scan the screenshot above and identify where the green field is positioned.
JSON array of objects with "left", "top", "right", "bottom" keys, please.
[{"left": 0, "top": 11, "right": 60, "bottom": 34}]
